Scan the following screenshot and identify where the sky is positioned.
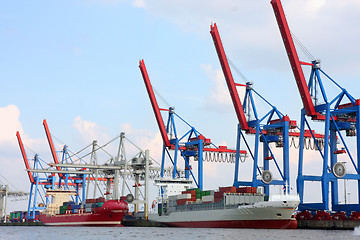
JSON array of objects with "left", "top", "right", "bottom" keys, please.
[{"left": 1, "top": 0, "right": 360, "bottom": 213}]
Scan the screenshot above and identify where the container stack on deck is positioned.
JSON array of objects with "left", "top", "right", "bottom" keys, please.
[
  {"left": 9, "top": 211, "right": 37, "bottom": 223},
  {"left": 58, "top": 197, "right": 106, "bottom": 215},
  {"left": 164, "top": 186, "right": 264, "bottom": 215}
]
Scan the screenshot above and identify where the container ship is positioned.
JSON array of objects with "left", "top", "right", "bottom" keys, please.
[
  {"left": 149, "top": 179, "right": 300, "bottom": 229},
  {"left": 39, "top": 190, "right": 129, "bottom": 226}
]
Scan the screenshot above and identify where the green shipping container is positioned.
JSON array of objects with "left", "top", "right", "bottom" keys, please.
[
  {"left": 59, "top": 206, "right": 66, "bottom": 214},
  {"left": 201, "top": 191, "right": 211, "bottom": 196},
  {"left": 189, "top": 188, "right": 201, "bottom": 193},
  {"left": 97, "top": 202, "right": 104, "bottom": 207}
]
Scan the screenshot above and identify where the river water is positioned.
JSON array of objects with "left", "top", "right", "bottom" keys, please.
[{"left": 1, "top": 226, "right": 360, "bottom": 240}]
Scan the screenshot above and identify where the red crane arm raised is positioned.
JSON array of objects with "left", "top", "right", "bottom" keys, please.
[
  {"left": 270, "top": 0, "right": 316, "bottom": 116},
  {"left": 139, "top": 59, "right": 171, "bottom": 148},
  {"left": 43, "top": 119, "right": 64, "bottom": 178},
  {"left": 16, "top": 131, "right": 35, "bottom": 183},
  {"left": 210, "top": 23, "right": 250, "bottom": 130}
]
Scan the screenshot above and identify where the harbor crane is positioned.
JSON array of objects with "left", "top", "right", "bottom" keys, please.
[
  {"left": 16, "top": 131, "right": 57, "bottom": 220},
  {"left": 139, "top": 59, "right": 247, "bottom": 190},
  {"left": 0, "top": 180, "right": 29, "bottom": 223},
  {"left": 271, "top": 0, "right": 360, "bottom": 212},
  {"left": 210, "top": 23, "right": 315, "bottom": 195}
]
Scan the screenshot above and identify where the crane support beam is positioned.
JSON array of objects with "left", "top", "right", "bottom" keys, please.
[
  {"left": 27, "top": 169, "right": 92, "bottom": 175},
  {"left": 271, "top": 0, "right": 316, "bottom": 117},
  {"left": 210, "top": 23, "right": 249, "bottom": 130},
  {"left": 16, "top": 131, "right": 35, "bottom": 184},
  {"left": 139, "top": 59, "right": 171, "bottom": 148},
  {"left": 43, "top": 119, "right": 63, "bottom": 178}
]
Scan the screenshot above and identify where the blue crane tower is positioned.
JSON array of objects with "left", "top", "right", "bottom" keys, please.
[{"left": 271, "top": 0, "right": 360, "bottom": 212}]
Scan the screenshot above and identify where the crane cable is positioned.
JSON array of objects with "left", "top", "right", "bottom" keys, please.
[
  {"left": 153, "top": 86, "right": 171, "bottom": 110},
  {"left": 0, "top": 174, "right": 20, "bottom": 192},
  {"left": 227, "top": 57, "right": 249, "bottom": 84},
  {"left": 291, "top": 31, "right": 316, "bottom": 61}
]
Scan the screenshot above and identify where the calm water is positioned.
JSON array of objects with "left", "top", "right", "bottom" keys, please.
[{"left": 1, "top": 226, "right": 360, "bottom": 240}]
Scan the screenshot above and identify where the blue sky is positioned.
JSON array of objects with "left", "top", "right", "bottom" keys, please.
[{"left": 1, "top": 0, "right": 360, "bottom": 212}]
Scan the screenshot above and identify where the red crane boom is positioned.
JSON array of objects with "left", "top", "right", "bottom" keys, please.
[
  {"left": 139, "top": 59, "right": 171, "bottom": 148},
  {"left": 43, "top": 119, "right": 64, "bottom": 178},
  {"left": 16, "top": 131, "right": 35, "bottom": 184},
  {"left": 210, "top": 23, "right": 250, "bottom": 130},
  {"left": 270, "top": 0, "right": 316, "bottom": 117}
]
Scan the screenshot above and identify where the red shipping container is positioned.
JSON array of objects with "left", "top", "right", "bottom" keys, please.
[
  {"left": 214, "top": 197, "right": 222, "bottom": 203},
  {"left": 182, "top": 190, "right": 196, "bottom": 195},
  {"left": 86, "top": 199, "right": 96, "bottom": 204},
  {"left": 96, "top": 197, "right": 105, "bottom": 203},
  {"left": 214, "top": 192, "right": 223, "bottom": 199},
  {"left": 236, "top": 187, "right": 255, "bottom": 193},
  {"left": 244, "top": 187, "right": 252, "bottom": 193},
  {"left": 219, "top": 186, "right": 236, "bottom": 193},
  {"left": 236, "top": 187, "right": 245, "bottom": 193},
  {"left": 177, "top": 199, "right": 187, "bottom": 205}
]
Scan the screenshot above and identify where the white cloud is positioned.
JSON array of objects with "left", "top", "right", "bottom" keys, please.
[
  {"left": 132, "top": 0, "right": 145, "bottom": 8},
  {"left": 201, "top": 64, "right": 233, "bottom": 111},
  {"left": 72, "top": 116, "right": 111, "bottom": 144},
  {"left": 72, "top": 118, "right": 163, "bottom": 165},
  {"left": 119, "top": 122, "right": 163, "bottom": 163},
  {"left": 0, "top": 105, "right": 22, "bottom": 144},
  {"left": 139, "top": 0, "right": 360, "bottom": 76},
  {"left": 305, "top": 0, "right": 326, "bottom": 12},
  {"left": 0, "top": 105, "right": 49, "bottom": 203}
]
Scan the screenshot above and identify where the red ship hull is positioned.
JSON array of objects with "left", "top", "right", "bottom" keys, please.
[
  {"left": 39, "top": 200, "right": 128, "bottom": 227},
  {"left": 164, "top": 219, "right": 298, "bottom": 229}
]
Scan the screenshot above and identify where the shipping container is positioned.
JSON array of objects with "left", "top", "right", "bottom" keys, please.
[
  {"left": 168, "top": 195, "right": 178, "bottom": 201},
  {"left": 71, "top": 205, "right": 81, "bottom": 210},
  {"left": 177, "top": 193, "right": 192, "bottom": 200},
  {"left": 219, "top": 186, "right": 236, "bottom": 193},
  {"left": 214, "top": 192, "right": 224, "bottom": 199},
  {"left": 188, "top": 188, "right": 201, "bottom": 193},
  {"left": 96, "top": 197, "right": 105, "bottom": 203},
  {"left": 85, "top": 203, "right": 93, "bottom": 208},
  {"left": 202, "top": 195, "right": 214, "bottom": 202},
  {"left": 86, "top": 199, "right": 96, "bottom": 204},
  {"left": 236, "top": 187, "right": 255, "bottom": 194},
  {"left": 176, "top": 199, "right": 188, "bottom": 205}
]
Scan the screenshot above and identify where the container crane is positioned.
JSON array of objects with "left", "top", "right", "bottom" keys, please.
[
  {"left": 210, "top": 23, "right": 305, "bottom": 195},
  {"left": 0, "top": 181, "right": 29, "bottom": 223},
  {"left": 271, "top": 0, "right": 360, "bottom": 212},
  {"left": 139, "top": 59, "right": 246, "bottom": 190},
  {"left": 16, "top": 131, "right": 55, "bottom": 220},
  {"left": 43, "top": 119, "right": 86, "bottom": 203}
]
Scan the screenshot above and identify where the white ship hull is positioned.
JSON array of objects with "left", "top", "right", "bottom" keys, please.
[{"left": 149, "top": 195, "right": 299, "bottom": 229}]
